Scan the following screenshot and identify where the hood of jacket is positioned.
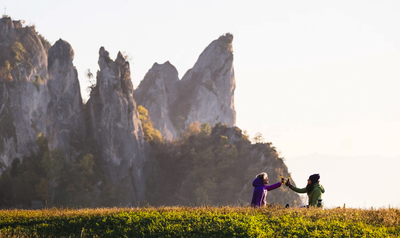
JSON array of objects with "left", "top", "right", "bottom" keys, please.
[
  {"left": 313, "top": 183, "right": 325, "bottom": 193},
  {"left": 252, "top": 178, "right": 265, "bottom": 188}
]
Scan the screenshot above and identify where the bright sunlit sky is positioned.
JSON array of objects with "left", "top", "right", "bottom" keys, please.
[{"left": 4, "top": 0, "right": 400, "bottom": 208}]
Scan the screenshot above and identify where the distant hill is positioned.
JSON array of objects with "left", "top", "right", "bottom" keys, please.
[{"left": 146, "top": 123, "right": 301, "bottom": 207}]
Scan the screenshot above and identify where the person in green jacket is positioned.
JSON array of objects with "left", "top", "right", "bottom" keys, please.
[{"left": 286, "top": 174, "right": 325, "bottom": 208}]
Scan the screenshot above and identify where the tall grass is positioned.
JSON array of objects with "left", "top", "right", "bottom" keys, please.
[{"left": 1, "top": 206, "right": 399, "bottom": 237}]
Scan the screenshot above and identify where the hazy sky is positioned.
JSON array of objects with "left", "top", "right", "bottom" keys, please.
[{"left": 4, "top": 0, "right": 400, "bottom": 207}]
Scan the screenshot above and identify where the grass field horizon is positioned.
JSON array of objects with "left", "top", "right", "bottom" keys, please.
[{"left": 1, "top": 205, "right": 400, "bottom": 237}]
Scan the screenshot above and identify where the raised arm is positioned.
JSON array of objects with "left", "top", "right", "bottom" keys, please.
[
  {"left": 289, "top": 185, "right": 307, "bottom": 193},
  {"left": 265, "top": 182, "right": 282, "bottom": 191}
]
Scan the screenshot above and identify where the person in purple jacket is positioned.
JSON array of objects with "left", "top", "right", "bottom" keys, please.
[{"left": 251, "top": 172, "right": 283, "bottom": 208}]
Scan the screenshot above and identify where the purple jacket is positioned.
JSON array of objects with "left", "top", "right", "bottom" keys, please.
[{"left": 251, "top": 178, "right": 282, "bottom": 207}]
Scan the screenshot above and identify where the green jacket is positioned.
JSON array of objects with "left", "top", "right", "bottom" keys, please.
[{"left": 290, "top": 182, "right": 325, "bottom": 207}]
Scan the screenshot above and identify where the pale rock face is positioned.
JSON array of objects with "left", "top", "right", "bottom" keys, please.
[
  {"left": 0, "top": 18, "right": 149, "bottom": 205},
  {"left": 86, "top": 47, "right": 147, "bottom": 205},
  {"left": 134, "top": 33, "right": 236, "bottom": 138},
  {"left": 0, "top": 84, "right": 17, "bottom": 168},
  {"left": 181, "top": 33, "right": 236, "bottom": 129},
  {"left": 134, "top": 62, "right": 179, "bottom": 140},
  {"left": 0, "top": 17, "right": 48, "bottom": 169},
  {"left": 0, "top": 17, "right": 18, "bottom": 44},
  {"left": 46, "top": 39, "right": 85, "bottom": 158}
]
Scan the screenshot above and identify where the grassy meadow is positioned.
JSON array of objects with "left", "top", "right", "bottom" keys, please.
[{"left": 1, "top": 206, "right": 400, "bottom": 237}]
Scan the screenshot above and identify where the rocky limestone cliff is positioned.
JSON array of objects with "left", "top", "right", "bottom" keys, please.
[
  {"left": 179, "top": 33, "right": 236, "bottom": 128},
  {"left": 134, "top": 33, "right": 236, "bottom": 138},
  {"left": 0, "top": 17, "right": 148, "bottom": 206},
  {"left": 0, "top": 18, "right": 300, "bottom": 207},
  {"left": 46, "top": 39, "right": 85, "bottom": 158},
  {"left": 86, "top": 48, "right": 147, "bottom": 205},
  {"left": 0, "top": 17, "right": 48, "bottom": 169},
  {"left": 134, "top": 62, "right": 180, "bottom": 140}
]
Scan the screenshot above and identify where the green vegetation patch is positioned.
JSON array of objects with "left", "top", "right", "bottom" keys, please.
[{"left": 0, "top": 206, "right": 399, "bottom": 237}]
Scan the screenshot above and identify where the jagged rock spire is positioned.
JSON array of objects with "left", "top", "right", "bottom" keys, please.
[
  {"left": 46, "top": 39, "right": 85, "bottom": 158},
  {"left": 86, "top": 47, "right": 147, "bottom": 205},
  {"left": 134, "top": 33, "right": 236, "bottom": 138}
]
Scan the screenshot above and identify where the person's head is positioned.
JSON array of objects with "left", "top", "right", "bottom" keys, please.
[
  {"left": 306, "top": 174, "right": 320, "bottom": 194},
  {"left": 307, "top": 174, "right": 320, "bottom": 184},
  {"left": 256, "top": 172, "right": 269, "bottom": 185}
]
